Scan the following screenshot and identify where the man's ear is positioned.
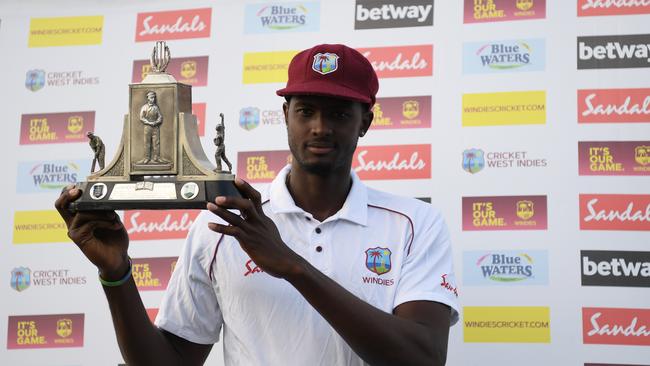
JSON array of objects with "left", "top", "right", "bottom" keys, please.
[
  {"left": 282, "top": 101, "right": 289, "bottom": 126},
  {"left": 360, "top": 109, "right": 373, "bottom": 137}
]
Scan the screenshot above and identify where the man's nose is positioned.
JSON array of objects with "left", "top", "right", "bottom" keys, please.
[{"left": 310, "top": 113, "right": 332, "bottom": 136}]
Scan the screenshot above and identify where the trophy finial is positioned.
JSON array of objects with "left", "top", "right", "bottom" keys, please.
[{"left": 150, "top": 41, "right": 171, "bottom": 73}]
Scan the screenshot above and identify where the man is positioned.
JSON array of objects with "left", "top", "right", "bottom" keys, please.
[
  {"left": 213, "top": 113, "right": 233, "bottom": 172},
  {"left": 139, "top": 90, "right": 167, "bottom": 164},
  {"left": 87, "top": 131, "right": 105, "bottom": 172},
  {"left": 55, "top": 44, "right": 458, "bottom": 366}
]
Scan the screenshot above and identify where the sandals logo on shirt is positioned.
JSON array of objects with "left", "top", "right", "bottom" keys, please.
[{"left": 365, "top": 247, "right": 392, "bottom": 275}]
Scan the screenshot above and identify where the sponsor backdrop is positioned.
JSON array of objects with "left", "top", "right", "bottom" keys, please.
[{"left": 0, "top": 0, "right": 648, "bottom": 365}]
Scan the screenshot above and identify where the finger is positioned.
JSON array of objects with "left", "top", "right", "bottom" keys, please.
[
  {"left": 68, "top": 210, "right": 118, "bottom": 232},
  {"left": 213, "top": 196, "right": 258, "bottom": 222},
  {"left": 68, "top": 217, "right": 123, "bottom": 249},
  {"left": 207, "top": 222, "right": 242, "bottom": 238},
  {"left": 234, "top": 178, "right": 264, "bottom": 215},
  {"left": 54, "top": 186, "right": 82, "bottom": 226},
  {"left": 207, "top": 202, "right": 245, "bottom": 227}
]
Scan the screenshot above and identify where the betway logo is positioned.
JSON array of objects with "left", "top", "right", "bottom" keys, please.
[
  {"left": 355, "top": 0, "right": 433, "bottom": 29},
  {"left": 125, "top": 210, "right": 200, "bottom": 240},
  {"left": 578, "top": 88, "right": 650, "bottom": 123},
  {"left": 578, "top": 34, "right": 650, "bottom": 69},
  {"left": 580, "top": 194, "right": 650, "bottom": 230},
  {"left": 353, "top": 144, "right": 431, "bottom": 180},
  {"left": 135, "top": 8, "right": 211, "bottom": 42},
  {"left": 581, "top": 250, "right": 650, "bottom": 287}
]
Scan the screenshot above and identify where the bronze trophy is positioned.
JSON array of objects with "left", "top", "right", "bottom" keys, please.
[{"left": 70, "top": 41, "right": 238, "bottom": 211}]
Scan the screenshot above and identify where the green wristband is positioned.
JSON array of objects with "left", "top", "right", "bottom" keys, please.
[{"left": 99, "top": 258, "right": 132, "bottom": 287}]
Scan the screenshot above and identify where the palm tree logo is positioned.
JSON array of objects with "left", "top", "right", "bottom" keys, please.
[
  {"left": 365, "top": 247, "right": 392, "bottom": 275},
  {"left": 312, "top": 53, "right": 339, "bottom": 75}
]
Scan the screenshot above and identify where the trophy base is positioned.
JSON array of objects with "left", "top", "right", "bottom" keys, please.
[{"left": 69, "top": 177, "right": 240, "bottom": 211}]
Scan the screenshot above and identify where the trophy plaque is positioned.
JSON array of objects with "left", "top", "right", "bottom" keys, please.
[{"left": 70, "top": 41, "right": 239, "bottom": 211}]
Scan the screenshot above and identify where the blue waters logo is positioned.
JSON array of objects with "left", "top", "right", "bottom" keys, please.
[
  {"left": 463, "top": 250, "right": 549, "bottom": 286},
  {"left": 463, "top": 39, "right": 545, "bottom": 74},
  {"left": 17, "top": 160, "right": 91, "bottom": 193},
  {"left": 244, "top": 2, "right": 320, "bottom": 33}
]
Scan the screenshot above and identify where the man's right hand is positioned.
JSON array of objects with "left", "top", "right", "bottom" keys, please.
[{"left": 54, "top": 185, "right": 130, "bottom": 281}]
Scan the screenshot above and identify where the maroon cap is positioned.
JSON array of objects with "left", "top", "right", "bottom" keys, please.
[{"left": 276, "top": 44, "right": 379, "bottom": 106}]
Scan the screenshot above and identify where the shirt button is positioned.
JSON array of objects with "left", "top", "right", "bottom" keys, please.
[
  {"left": 315, "top": 246, "right": 323, "bottom": 252},
  {"left": 315, "top": 227, "right": 322, "bottom": 234}
]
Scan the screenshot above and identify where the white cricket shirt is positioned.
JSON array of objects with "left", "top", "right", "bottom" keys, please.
[{"left": 156, "top": 165, "right": 459, "bottom": 365}]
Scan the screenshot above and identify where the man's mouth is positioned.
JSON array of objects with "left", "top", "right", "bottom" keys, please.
[{"left": 306, "top": 142, "right": 335, "bottom": 154}]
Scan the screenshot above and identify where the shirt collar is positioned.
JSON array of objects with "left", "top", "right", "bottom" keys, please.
[{"left": 269, "top": 165, "right": 368, "bottom": 226}]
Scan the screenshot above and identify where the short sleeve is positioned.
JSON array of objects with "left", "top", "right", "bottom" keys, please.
[
  {"left": 155, "top": 212, "right": 224, "bottom": 344},
  {"left": 393, "top": 208, "right": 460, "bottom": 326}
]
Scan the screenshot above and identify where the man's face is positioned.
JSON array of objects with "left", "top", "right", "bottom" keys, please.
[
  {"left": 147, "top": 93, "right": 155, "bottom": 104},
  {"left": 283, "top": 95, "right": 372, "bottom": 176}
]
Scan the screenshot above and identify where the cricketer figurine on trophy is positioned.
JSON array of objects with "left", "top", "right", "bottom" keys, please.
[{"left": 69, "top": 41, "right": 239, "bottom": 211}]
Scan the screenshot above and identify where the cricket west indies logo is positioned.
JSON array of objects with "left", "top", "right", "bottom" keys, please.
[
  {"left": 7, "top": 314, "right": 84, "bottom": 349},
  {"left": 29, "top": 16, "right": 103, "bottom": 47},
  {"left": 135, "top": 8, "right": 211, "bottom": 42},
  {"left": 16, "top": 160, "right": 90, "bottom": 193},
  {"left": 579, "top": 141, "right": 650, "bottom": 176},
  {"left": 242, "top": 50, "right": 298, "bottom": 84},
  {"left": 353, "top": 144, "right": 431, "bottom": 180},
  {"left": 462, "top": 148, "right": 547, "bottom": 174},
  {"left": 464, "top": 0, "right": 546, "bottom": 24},
  {"left": 581, "top": 250, "right": 650, "bottom": 288},
  {"left": 578, "top": 0, "right": 650, "bottom": 17},
  {"left": 239, "top": 107, "right": 284, "bottom": 131},
  {"left": 20, "top": 112, "right": 95, "bottom": 145},
  {"left": 133, "top": 56, "right": 209, "bottom": 86},
  {"left": 463, "top": 39, "right": 545, "bottom": 74},
  {"left": 355, "top": 0, "right": 434, "bottom": 29},
  {"left": 25, "top": 69, "right": 100, "bottom": 92},
  {"left": 372, "top": 96, "right": 431, "bottom": 129},
  {"left": 464, "top": 306, "right": 551, "bottom": 343},
  {"left": 365, "top": 247, "right": 392, "bottom": 275},
  {"left": 132, "top": 257, "right": 177, "bottom": 291},
  {"left": 125, "top": 210, "right": 200, "bottom": 241},
  {"left": 462, "top": 195, "right": 548, "bottom": 231},
  {"left": 580, "top": 194, "right": 650, "bottom": 231},
  {"left": 13, "top": 210, "right": 70, "bottom": 244},
  {"left": 463, "top": 250, "right": 549, "bottom": 286},
  {"left": 578, "top": 34, "right": 650, "bottom": 69},
  {"left": 357, "top": 45, "right": 433, "bottom": 78},
  {"left": 10, "top": 267, "right": 87, "bottom": 291},
  {"left": 462, "top": 91, "right": 546, "bottom": 126},
  {"left": 578, "top": 88, "right": 650, "bottom": 123},
  {"left": 244, "top": 2, "right": 320, "bottom": 34},
  {"left": 582, "top": 308, "right": 650, "bottom": 346}
]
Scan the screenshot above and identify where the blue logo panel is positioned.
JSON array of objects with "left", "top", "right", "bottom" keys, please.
[
  {"left": 463, "top": 39, "right": 545, "bottom": 74},
  {"left": 244, "top": 2, "right": 320, "bottom": 34},
  {"left": 463, "top": 250, "right": 549, "bottom": 286}
]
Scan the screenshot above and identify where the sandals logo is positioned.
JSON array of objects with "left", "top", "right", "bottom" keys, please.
[
  {"left": 578, "top": 88, "right": 650, "bottom": 123},
  {"left": 136, "top": 8, "right": 211, "bottom": 42},
  {"left": 578, "top": 0, "right": 650, "bottom": 17}
]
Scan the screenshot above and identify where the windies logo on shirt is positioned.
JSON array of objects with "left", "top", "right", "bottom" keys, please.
[
  {"left": 579, "top": 141, "right": 650, "bottom": 175},
  {"left": 371, "top": 96, "right": 431, "bottom": 129},
  {"left": 353, "top": 144, "right": 431, "bottom": 180},
  {"left": 580, "top": 194, "right": 650, "bottom": 231},
  {"left": 462, "top": 195, "right": 548, "bottom": 231},
  {"left": 365, "top": 247, "right": 392, "bottom": 275},
  {"left": 132, "top": 257, "right": 178, "bottom": 291},
  {"left": 578, "top": 0, "right": 650, "bottom": 17},
  {"left": 578, "top": 88, "right": 650, "bottom": 123},
  {"left": 582, "top": 307, "right": 650, "bottom": 346},
  {"left": 135, "top": 8, "right": 211, "bottom": 42},
  {"left": 357, "top": 45, "right": 432, "bottom": 78},
  {"left": 464, "top": 0, "right": 546, "bottom": 24},
  {"left": 7, "top": 313, "right": 84, "bottom": 349},
  {"left": 132, "top": 56, "right": 209, "bottom": 86},
  {"left": 125, "top": 210, "right": 200, "bottom": 241}
]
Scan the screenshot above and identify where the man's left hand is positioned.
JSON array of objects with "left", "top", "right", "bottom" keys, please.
[{"left": 207, "top": 178, "right": 304, "bottom": 279}]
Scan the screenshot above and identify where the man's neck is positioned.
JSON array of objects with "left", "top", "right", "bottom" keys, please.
[{"left": 286, "top": 164, "right": 352, "bottom": 222}]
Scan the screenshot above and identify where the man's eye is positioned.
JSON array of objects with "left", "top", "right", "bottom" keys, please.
[
  {"left": 297, "top": 108, "right": 313, "bottom": 116},
  {"left": 333, "top": 112, "right": 350, "bottom": 119}
]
